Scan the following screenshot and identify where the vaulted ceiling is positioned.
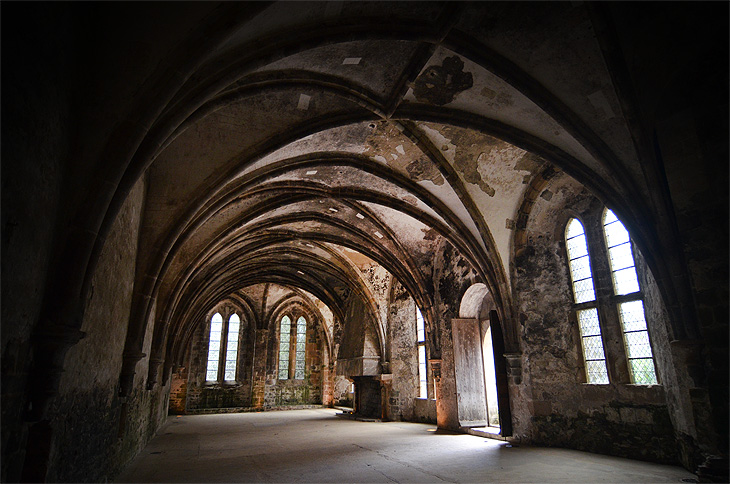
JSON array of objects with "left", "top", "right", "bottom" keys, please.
[{"left": 22, "top": 1, "right": 710, "bottom": 384}]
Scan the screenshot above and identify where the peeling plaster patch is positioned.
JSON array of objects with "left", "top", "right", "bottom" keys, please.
[
  {"left": 403, "top": 195, "right": 418, "bottom": 206},
  {"left": 342, "top": 57, "right": 361, "bottom": 65},
  {"left": 329, "top": 207, "right": 339, "bottom": 213},
  {"left": 297, "top": 270, "right": 305, "bottom": 275},
  {"left": 306, "top": 243, "right": 315, "bottom": 248},
  {"left": 406, "top": 159, "right": 445, "bottom": 186},
  {"left": 373, "top": 155, "right": 387, "bottom": 163},
  {"left": 421, "top": 227, "right": 439, "bottom": 240},
  {"left": 413, "top": 55, "right": 474, "bottom": 105},
  {"left": 514, "top": 151, "right": 542, "bottom": 173},
  {"left": 391, "top": 153, "right": 398, "bottom": 160},
  {"left": 374, "top": 231, "right": 384, "bottom": 239},
  {"left": 356, "top": 213, "right": 365, "bottom": 219},
  {"left": 396, "top": 145, "right": 405, "bottom": 155},
  {"left": 306, "top": 170, "right": 318, "bottom": 175},
  {"left": 587, "top": 90, "right": 615, "bottom": 119},
  {"left": 297, "top": 94, "right": 311, "bottom": 110}
]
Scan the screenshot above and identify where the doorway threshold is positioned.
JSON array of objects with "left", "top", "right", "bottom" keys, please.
[{"left": 466, "top": 426, "right": 507, "bottom": 441}]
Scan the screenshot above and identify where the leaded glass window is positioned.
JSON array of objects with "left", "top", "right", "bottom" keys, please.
[
  {"left": 224, "top": 314, "right": 240, "bottom": 381},
  {"left": 603, "top": 209, "right": 640, "bottom": 295},
  {"left": 566, "top": 219, "right": 609, "bottom": 384},
  {"left": 603, "top": 210, "right": 658, "bottom": 384},
  {"left": 577, "top": 309, "right": 609, "bottom": 384},
  {"left": 278, "top": 316, "right": 291, "bottom": 379},
  {"left": 566, "top": 219, "right": 596, "bottom": 303},
  {"left": 206, "top": 312, "right": 223, "bottom": 382},
  {"left": 294, "top": 316, "right": 306, "bottom": 380},
  {"left": 416, "top": 307, "right": 427, "bottom": 398}
]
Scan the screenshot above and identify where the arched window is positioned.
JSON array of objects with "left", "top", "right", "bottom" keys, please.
[
  {"left": 206, "top": 313, "right": 223, "bottom": 382},
  {"left": 278, "top": 315, "right": 291, "bottom": 379},
  {"left": 206, "top": 311, "right": 241, "bottom": 383},
  {"left": 294, "top": 316, "right": 307, "bottom": 380},
  {"left": 416, "top": 307, "right": 427, "bottom": 398},
  {"left": 566, "top": 218, "right": 609, "bottom": 384},
  {"left": 603, "top": 209, "right": 658, "bottom": 384},
  {"left": 224, "top": 314, "right": 240, "bottom": 381}
]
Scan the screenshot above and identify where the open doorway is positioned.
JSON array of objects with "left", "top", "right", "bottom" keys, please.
[{"left": 482, "top": 323, "right": 500, "bottom": 429}]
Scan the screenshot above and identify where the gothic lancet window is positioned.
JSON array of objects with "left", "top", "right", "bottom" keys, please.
[
  {"left": 566, "top": 218, "right": 609, "bottom": 384},
  {"left": 206, "top": 313, "right": 223, "bottom": 382},
  {"left": 206, "top": 311, "right": 240, "bottom": 382},
  {"left": 278, "top": 314, "right": 308, "bottom": 380},
  {"left": 603, "top": 209, "right": 658, "bottom": 384},
  {"left": 278, "top": 315, "right": 291, "bottom": 380},
  {"left": 294, "top": 316, "right": 307, "bottom": 380}
]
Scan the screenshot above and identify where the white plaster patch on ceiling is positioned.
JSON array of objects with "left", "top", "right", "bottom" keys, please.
[
  {"left": 418, "top": 123, "right": 457, "bottom": 163},
  {"left": 297, "top": 93, "right": 312, "bottom": 110},
  {"left": 373, "top": 231, "right": 384, "bottom": 239},
  {"left": 306, "top": 170, "right": 318, "bottom": 175},
  {"left": 359, "top": 201, "right": 434, "bottom": 254},
  {"left": 396, "top": 145, "right": 405, "bottom": 155},
  {"left": 356, "top": 213, "right": 365, "bottom": 219},
  {"left": 418, "top": 177, "right": 486, "bottom": 253},
  {"left": 373, "top": 155, "right": 387, "bottom": 163},
  {"left": 342, "top": 57, "right": 361, "bottom": 65},
  {"left": 328, "top": 207, "right": 339, "bottom": 213}
]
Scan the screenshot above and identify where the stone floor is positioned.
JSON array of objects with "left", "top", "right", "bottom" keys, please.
[{"left": 115, "top": 408, "right": 696, "bottom": 483}]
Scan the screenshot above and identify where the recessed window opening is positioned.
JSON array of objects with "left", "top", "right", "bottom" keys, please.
[
  {"left": 206, "top": 313, "right": 223, "bottom": 382},
  {"left": 566, "top": 218, "right": 609, "bottom": 384},
  {"left": 295, "top": 316, "right": 307, "bottom": 380},
  {"left": 224, "top": 314, "right": 240, "bottom": 381},
  {"left": 416, "top": 307, "right": 427, "bottom": 398},
  {"left": 278, "top": 315, "right": 291, "bottom": 380},
  {"left": 206, "top": 311, "right": 240, "bottom": 383},
  {"left": 603, "top": 209, "right": 658, "bottom": 384}
]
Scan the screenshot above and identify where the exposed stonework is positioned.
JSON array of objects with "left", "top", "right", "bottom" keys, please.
[{"left": 2, "top": 3, "right": 726, "bottom": 482}]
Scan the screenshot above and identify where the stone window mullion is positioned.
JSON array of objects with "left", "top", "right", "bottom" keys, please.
[{"left": 585, "top": 213, "right": 631, "bottom": 384}]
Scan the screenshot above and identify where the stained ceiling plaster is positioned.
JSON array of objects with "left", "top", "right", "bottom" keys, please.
[{"left": 116, "top": 2, "right": 660, "bottom": 364}]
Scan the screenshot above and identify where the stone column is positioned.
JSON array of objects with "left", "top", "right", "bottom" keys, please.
[{"left": 436, "top": 319, "right": 460, "bottom": 430}]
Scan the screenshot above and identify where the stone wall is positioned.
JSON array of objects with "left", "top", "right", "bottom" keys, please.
[
  {"left": 43, "top": 178, "right": 170, "bottom": 482},
  {"left": 511, "top": 174, "right": 678, "bottom": 463},
  {"left": 385, "top": 279, "right": 419, "bottom": 421},
  {"left": 185, "top": 309, "right": 326, "bottom": 411}
]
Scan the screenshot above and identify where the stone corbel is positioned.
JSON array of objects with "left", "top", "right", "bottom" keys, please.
[
  {"left": 119, "top": 350, "right": 146, "bottom": 397},
  {"left": 146, "top": 358, "right": 164, "bottom": 390}
]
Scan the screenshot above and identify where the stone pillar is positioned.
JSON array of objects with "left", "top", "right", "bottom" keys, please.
[
  {"left": 322, "top": 362, "right": 335, "bottom": 407},
  {"left": 437, "top": 319, "right": 460, "bottom": 430},
  {"left": 251, "top": 329, "right": 268, "bottom": 409}
]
